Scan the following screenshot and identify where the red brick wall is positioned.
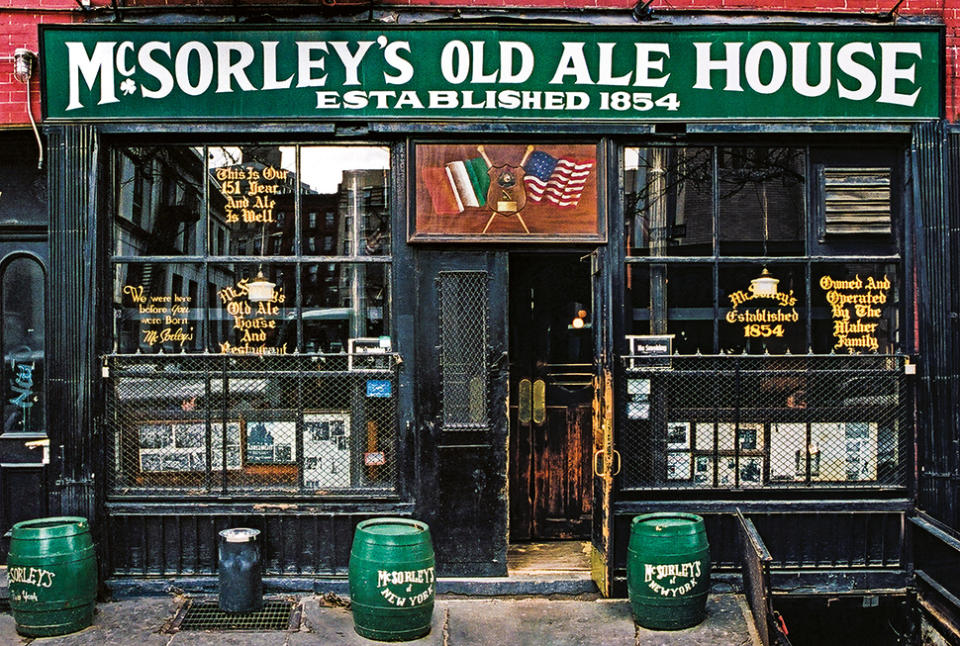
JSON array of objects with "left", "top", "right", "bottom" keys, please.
[
  {"left": 1, "top": 0, "right": 81, "bottom": 127},
  {"left": 1, "top": 0, "right": 956, "bottom": 124}
]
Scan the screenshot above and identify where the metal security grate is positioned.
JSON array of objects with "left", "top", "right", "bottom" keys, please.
[
  {"left": 437, "top": 271, "right": 489, "bottom": 429},
  {"left": 169, "top": 599, "right": 299, "bottom": 632},
  {"left": 104, "top": 353, "right": 399, "bottom": 496},
  {"left": 619, "top": 354, "right": 910, "bottom": 490}
]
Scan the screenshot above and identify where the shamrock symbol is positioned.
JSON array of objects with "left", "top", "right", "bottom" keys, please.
[{"left": 120, "top": 78, "right": 137, "bottom": 95}]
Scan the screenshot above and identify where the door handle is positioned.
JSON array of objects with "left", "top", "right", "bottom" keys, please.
[
  {"left": 518, "top": 378, "right": 532, "bottom": 424},
  {"left": 593, "top": 449, "right": 621, "bottom": 477},
  {"left": 489, "top": 351, "right": 508, "bottom": 371},
  {"left": 532, "top": 379, "right": 546, "bottom": 425}
]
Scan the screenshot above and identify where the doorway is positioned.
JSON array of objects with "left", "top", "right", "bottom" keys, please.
[{"left": 508, "top": 253, "right": 594, "bottom": 543}]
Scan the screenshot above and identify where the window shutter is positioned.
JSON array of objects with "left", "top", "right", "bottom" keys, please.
[{"left": 821, "top": 167, "right": 892, "bottom": 235}]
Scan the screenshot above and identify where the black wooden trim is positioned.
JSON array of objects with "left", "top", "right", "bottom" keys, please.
[{"left": 615, "top": 498, "right": 912, "bottom": 513}]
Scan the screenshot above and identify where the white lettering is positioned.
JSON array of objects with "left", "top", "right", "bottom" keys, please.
[
  {"left": 175, "top": 42, "right": 214, "bottom": 96},
  {"left": 634, "top": 43, "right": 671, "bottom": 88},
  {"left": 261, "top": 41, "right": 294, "bottom": 90},
  {"left": 330, "top": 40, "right": 374, "bottom": 86},
  {"left": 138, "top": 42, "right": 174, "bottom": 99},
  {"left": 791, "top": 42, "right": 833, "bottom": 97},
  {"left": 440, "top": 41, "right": 470, "bottom": 84},
  {"left": 470, "top": 41, "right": 498, "bottom": 83},
  {"left": 296, "top": 42, "right": 329, "bottom": 87},
  {"left": 116, "top": 41, "right": 136, "bottom": 76},
  {"left": 215, "top": 42, "right": 256, "bottom": 93},
  {"left": 382, "top": 40, "right": 413, "bottom": 84},
  {"left": 597, "top": 42, "right": 632, "bottom": 86},
  {"left": 693, "top": 41, "right": 743, "bottom": 91},
  {"left": 745, "top": 41, "right": 787, "bottom": 94},
  {"left": 499, "top": 41, "right": 534, "bottom": 83},
  {"left": 65, "top": 41, "right": 118, "bottom": 111},
  {"left": 549, "top": 42, "right": 595, "bottom": 85},
  {"left": 878, "top": 42, "right": 922, "bottom": 107},
  {"left": 837, "top": 42, "right": 876, "bottom": 101}
]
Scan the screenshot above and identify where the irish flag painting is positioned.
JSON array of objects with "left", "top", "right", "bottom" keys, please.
[{"left": 424, "top": 157, "right": 490, "bottom": 215}]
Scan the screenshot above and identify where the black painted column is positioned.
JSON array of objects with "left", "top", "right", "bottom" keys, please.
[{"left": 46, "top": 124, "right": 99, "bottom": 521}]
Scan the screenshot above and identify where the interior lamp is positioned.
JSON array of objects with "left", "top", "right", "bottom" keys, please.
[
  {"left": 750, "top": 268, "right": 779, "bottom": 299},
  {"left": 247, "top": 270, "right": 276, "bottom": 303},
  {"left": 571, "top": 304, "right": 589, "bottom": 330}
]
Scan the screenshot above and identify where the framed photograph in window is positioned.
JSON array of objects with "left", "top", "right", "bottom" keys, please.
[
  {"left": 211, "top": 421, "right": 242, "bottom": 471},
  {"left": 303, "top": 410, "right": 352, "bottom": 488},
  {"left": 666, "top": 453, "right": 691, "bottom": 481},
  {"left": 245, "top": 421, "right": 297, "bottom": 465},
  {"left": 666, "top": 422, "right": 690, "bottom": 450},
  {"left": 137, "top": 420, "right": 228, "bottom": 473}
]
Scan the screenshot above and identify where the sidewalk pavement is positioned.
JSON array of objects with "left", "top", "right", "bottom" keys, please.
[{"left": 0, "top": 593, "right": 759, "bottom": 646}]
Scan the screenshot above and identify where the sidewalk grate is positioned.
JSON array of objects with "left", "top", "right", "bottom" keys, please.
[{"left": 167, "top": 599, "right": 300, "bottom": 632}]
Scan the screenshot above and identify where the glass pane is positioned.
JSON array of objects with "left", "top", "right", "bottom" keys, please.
[
  {"left": 718, "top": 147, "right": 805, "bottom": 256},
  {"left": 114, "top": 264, "right": 203, "bottom": 354},
  {"left": 113, "top": 146, "right": 204, "bottom": 257},
  {"left": 0, "top": 133, "right": 46, "bottom": 225},
  {"left": 625, "top": 147, "right": 713, "bottom": 257},
  {"left": 2, "top": 258, "right": 44, "bottom": 433},
  {"left": 812, "top": 263, "right": 898, "bottom": 354},
  {"left": 301, "top": 263, "right": 389, "bottom": 354},
  {"left": 207, "top": 146, "right": 296, "bottom": 257},
  {"left": 720, "top": 264, "right": 805, "bottom": 355},
  {"left": 666, "top": 265, "right": 714, "bottom": 354},
  {"left": 626, "top": 264, "right": 714, "bottom": 354},
  {"left": 625, "top": 264, "right": 651, "bottom": 337},
  {"left": 300, "top": 147, "right": 390, "bottom": 257},
  {"left": 209, "top": 263, "right": 295, "bottom": 356}
]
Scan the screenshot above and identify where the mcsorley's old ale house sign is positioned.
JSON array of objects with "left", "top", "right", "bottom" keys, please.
[{"left": 40, "top": 26, "right": 940, "bottom": 121}]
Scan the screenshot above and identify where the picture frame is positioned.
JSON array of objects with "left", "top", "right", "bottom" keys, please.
[
  {"left": 245, "top": 420, "right": 297, "bottom": 465},
  {"left": 303, "top": 410, "right": 352, "bottom": 488},
  {"left": 410, "top": 142, "right": 604, "bottom": 244},
  {"left": 136, "top": 419, "right": 245, "bottom": 473},
  {"left": 666, "top": 422, "right": 691, "bottom": 450},
  {"left": 210, "top": 421, "right": 243, "bottom": 471},
  {"left": 666, "top": 453, "right": 691, "bottom": 480},
  {"left": 137, "top": 421, "right": 205, "bottom": 473}
]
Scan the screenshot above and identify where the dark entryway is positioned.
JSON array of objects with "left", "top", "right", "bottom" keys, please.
[{"left": 509, "top": 253, "right": 594, "bottom": 541}]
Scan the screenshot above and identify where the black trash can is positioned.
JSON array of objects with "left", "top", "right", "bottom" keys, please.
[{"left": 218, "top": 528, "right": 263, "bottom": 613}]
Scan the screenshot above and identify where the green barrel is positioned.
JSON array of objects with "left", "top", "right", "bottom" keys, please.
[
  {"left": 627, "top": 512, "right": 710, "bottom": 631},
  {"left": 349, "top": 517, "right": 435, "bottom": 642},
  {"left": 7, "top": 516, "right": 97, "bottom": 637}
]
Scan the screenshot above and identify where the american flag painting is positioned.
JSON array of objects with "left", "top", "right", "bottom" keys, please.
[{"left": 523, "top": 151, "right": 595, "bottom": 208}]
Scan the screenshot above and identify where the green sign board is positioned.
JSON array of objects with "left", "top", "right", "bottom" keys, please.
[{"left": 40, "top": 26, "right": 941, "bottom": 122}]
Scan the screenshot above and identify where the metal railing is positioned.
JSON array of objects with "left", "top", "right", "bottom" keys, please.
[{"left": 738, "top": 510, "right": 792, "bottom": 646}]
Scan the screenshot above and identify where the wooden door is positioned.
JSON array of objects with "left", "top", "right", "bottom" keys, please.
[
  {"left": 415, "top": 250, "right": 509, "bottom": 576},
  {"left": 509, "top": 254, "right": 593, "bottom": 541},
  {"left": 0, "top": 247, "right": 51, "bottom": 560}
]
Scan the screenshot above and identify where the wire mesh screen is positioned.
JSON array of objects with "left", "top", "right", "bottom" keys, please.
[
  {"left": 437, "top": 271, "right": 489, "bottom": 430},
  {"left": 104, "top": 354, "right": 398, "bottom": 496},
  {"left": 619, "top": 355, "right": 910, "bottom": 489}
]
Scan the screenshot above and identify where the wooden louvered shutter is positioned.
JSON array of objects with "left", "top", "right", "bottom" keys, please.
[{"left": 821, "top": 167, "right": 892, "bottom": 235}]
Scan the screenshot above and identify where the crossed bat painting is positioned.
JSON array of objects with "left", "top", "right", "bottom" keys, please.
[{"left": 412, "top": 143, "right": 603, "bottom": 241}]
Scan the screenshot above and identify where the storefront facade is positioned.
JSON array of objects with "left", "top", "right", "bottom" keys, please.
[{"left": 17, "top": 17, "right": 950, "bottom": 607}]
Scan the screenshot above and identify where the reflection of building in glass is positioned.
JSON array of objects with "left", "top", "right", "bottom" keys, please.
[{"left": 113, "top": 146, "right": 206, "bottom": 353}]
